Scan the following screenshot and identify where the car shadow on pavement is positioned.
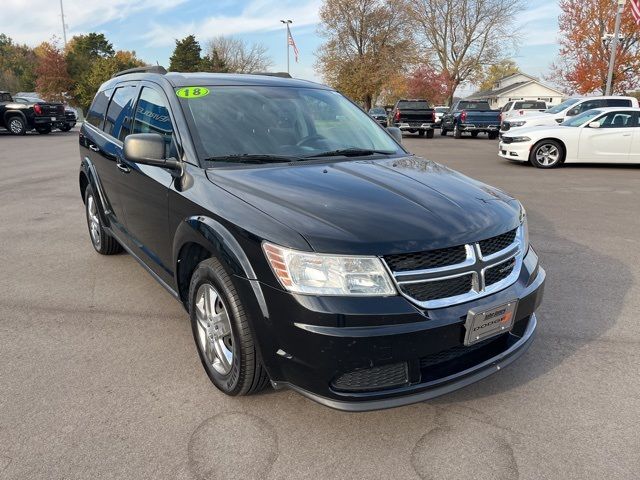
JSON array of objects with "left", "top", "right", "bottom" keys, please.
[{"left": 428, "top": 207, "right": 633, "bottom": 404}]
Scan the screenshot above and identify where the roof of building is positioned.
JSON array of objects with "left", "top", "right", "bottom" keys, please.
[{"left": 467, "top": 74, "right": 565, "bottom": 100}]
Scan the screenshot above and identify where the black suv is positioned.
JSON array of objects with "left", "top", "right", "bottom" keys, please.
[{"left": 79, "top": 67, "right": 545, "bottom": 411}]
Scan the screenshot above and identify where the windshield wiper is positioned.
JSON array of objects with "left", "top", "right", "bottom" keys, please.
[
  {"left": 204, "top": 154, "right": 301, "bottom": 164},
  {"left": 305, "top": 148, "right": 394, "bottom": 158}
]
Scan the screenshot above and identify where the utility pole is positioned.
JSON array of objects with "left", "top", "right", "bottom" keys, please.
[
  {"left": 59, "top": 0, "right": 68, "bottom": 46},
  {"left": 605, "top": 0, "right": 627, "bottom": 95},
  {"left": 280, "top": 19, "right": 292, "bottom": 74}
]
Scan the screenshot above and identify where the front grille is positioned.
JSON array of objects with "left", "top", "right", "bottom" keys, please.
[
  {"left": 485, "top": 257, "right": 516, "bottom": 287},
  {"left": 385, "top": 245, "right": 467, "bottom": 272},
  {"left": 331, "top": 362, "right": 409, "bottom": 392},
  {"left": 384, "top": 228, "right": 521, "bottom": 308},
  {"left": 478, "top": 229, "right": 516, "bottom": 257},
  {"left": 400, "top": 274, "right": 473, "bottom": 302}
]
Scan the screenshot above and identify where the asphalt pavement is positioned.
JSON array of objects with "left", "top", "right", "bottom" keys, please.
[{"left": 1, "top": 129, "right": 639, "bottom": 479}]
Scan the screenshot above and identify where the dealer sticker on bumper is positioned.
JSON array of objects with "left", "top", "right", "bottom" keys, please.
[{"left": 464, "top": 300, "right": 517, "bottom": 346}]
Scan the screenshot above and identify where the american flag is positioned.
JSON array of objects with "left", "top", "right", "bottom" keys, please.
[
  {"left": 631, "top": 0, "right": 640, "bottom": 25},
  {"left": 288, "top": 28, "right": 299, "bottom": 63}
]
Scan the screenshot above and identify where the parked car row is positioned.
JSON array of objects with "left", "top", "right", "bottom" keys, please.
[
  {"left": 499, "top": 106, "right": 640, "bottom": 168},
  {"left": 0, "top": 91, "right": 77, "bottom": 135}
]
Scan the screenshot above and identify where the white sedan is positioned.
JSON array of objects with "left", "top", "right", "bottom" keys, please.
[{"left": 498, "top": 107, "right": 640, "bottom": 168}]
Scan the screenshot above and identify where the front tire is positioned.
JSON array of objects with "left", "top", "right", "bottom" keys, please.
[
  {"left": 36, "top": 126, "right": 51, "bottom": 134},
  {"left": 426, "top": 129, "right": 435, "bottom": 139},
  {"left": 529, "top": 140, "right": 564, "bottom": 168},
  {"left": 453, "top": 124, "right": 462, "bottom": 139},
  {"left": 189, "top": 257, "right": 269, "bottom": 396},
  {"left": 60, "top": 124, "right": 72, "bottom": 132},
  {"left": 84, "top": 186, "right": 123, "bottom": 255},
  {"left": 440, "top": 128, "right": 448, "bottom": 136},
  {"left": 488, "top": 131, "right": 498, "bottom": 140}
]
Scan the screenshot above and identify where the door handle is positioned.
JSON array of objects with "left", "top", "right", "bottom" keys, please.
[
  {"left": 622, "top": 134, "right": 632, "bottom": 137},
  {"left": 88, "top": 144, "right": 100, "bottom": 152},
  {"left": 116, "top": 161, "right": 130, "bottom": 173}
]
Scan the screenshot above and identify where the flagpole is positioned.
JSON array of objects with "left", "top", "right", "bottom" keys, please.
[
  {"left": 280, "top": 19, "right": 292, "bottom": 74},
  {"left": 606, "top": 0, "right": 627, "bottom": 95}
]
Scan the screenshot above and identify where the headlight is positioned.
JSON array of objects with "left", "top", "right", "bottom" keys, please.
[
  {"left": 518, "top": 203, "right": 530, "bottom": 254},
  {"left": 510, "top": 121, "right": 527, "bottom": 127},
  {"left": 509, "top": 136, "right": 531, "bottom": 143},
  {"left": 263, "top": 243, "right": 396, "bottom": 296}
]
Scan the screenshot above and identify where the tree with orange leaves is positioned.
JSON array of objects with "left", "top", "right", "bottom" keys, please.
[
  {"left": 34, "top": 41, "right": 71, "bottom": 102},
  {"left": 551, "top": 0, "right": 640, "bottom": 94}
]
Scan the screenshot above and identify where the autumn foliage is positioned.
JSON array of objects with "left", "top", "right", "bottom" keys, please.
[
  {"left": 35, "top": 42, "right": 71, "bottom": 102},
  {"left": 552, "top": 0, "right": 640, "bottom": 94},
  {"left": 406, "top": 66, "right": 450, "bottom": 105}
]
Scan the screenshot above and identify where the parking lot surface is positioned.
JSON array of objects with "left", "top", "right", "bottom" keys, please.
[{"left": 1, "top": 130, "right": 639, "bottom": 480}]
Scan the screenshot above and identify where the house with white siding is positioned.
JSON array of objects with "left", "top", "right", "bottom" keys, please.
[{"left": 467, "top": 72, "right": 565, "bottom": 109}]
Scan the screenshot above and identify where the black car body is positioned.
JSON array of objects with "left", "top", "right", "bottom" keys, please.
[
  {"left": 441, "top": 100, "right": 501, "bottom": 139},
  {"left": 368, "top": 107, "right": 388, "bottom": 127},
  {"left": 78, "top": 68, "right": 545, "bottom": 411},
  {"left": 391, "top": 99, "right": 436, "bottom": 138},
  {"left": 1, "top": 92, "right": 65, "bottom": 134}
]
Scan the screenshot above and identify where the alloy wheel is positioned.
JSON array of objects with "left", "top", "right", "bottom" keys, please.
[
  {"left": 194, "top": 283, "right": 234, "bottom": 375},
  {"left": 9, "top": 119, "right": 23, "bottom": 134},
  {"left": 535, "top": 144, "right": 560, "bottom": 166},
  {"left": 86, "top": 194, "right": 101, "bottom": 248}
]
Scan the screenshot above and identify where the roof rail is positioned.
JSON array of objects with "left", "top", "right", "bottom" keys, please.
[
  {"left": 112, "top": 65, "right": 167, "bottom": 78},
  {"left": 249, "top": 72, "right": 292, "bottom": 78}
]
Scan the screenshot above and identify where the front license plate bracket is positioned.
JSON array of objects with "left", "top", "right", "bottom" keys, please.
[{"left": 464, "top": 300, "right": 517, "bottom": 346}]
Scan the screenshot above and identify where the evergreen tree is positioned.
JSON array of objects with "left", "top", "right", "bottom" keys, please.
[
  {"left": 202, "top": 48, "right": 229, "bottom": 73},
  {"left": 169, "top": 35, "right": 203, "bottom": 72}
]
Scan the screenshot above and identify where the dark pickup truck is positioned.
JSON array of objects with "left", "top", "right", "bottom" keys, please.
[
  {"left": 441, "top": 100, "right": 501, "bottom": 139},
  {"left": 0, "top": 91, "right": 65, "bottom": 135},
  {"left": 391, "top": 99, "right": 436, "bottom": 138}
]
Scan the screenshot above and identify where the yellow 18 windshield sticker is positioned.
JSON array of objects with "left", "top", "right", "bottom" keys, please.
[{"left": 176, "top": 87, "right": 210, "bottom": 99}]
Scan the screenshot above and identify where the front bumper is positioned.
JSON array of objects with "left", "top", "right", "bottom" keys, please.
[
  {"left": 498, "top": 141, "right": 533, "bottom": 162},
  {"left": 242, "top": 247, "right": 545, "bottom": 411}
]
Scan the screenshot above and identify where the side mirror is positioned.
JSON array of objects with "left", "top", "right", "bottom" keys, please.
[
  {"left": 588, "top": 121, "right": 601, "bottom": 129},
  {"left": 387, "top": 126, "right": 403, "bottom": 144},
  {"left": 123, "top": 133, "right": 181, "bottom": 170},
  {"left": 566, "top": 108, "right": 579, "bottom": 117}
]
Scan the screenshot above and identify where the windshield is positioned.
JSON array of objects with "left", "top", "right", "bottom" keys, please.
[
  {"left": 179, "top": 86, "right": 403, "bottom": 162},
  {"left": 561, "top": 109, "right": 603, "bottom": 127},
  {"left": 435, "top": 107, "right": 449, "bottom": 113},
  {"left": 369, "top": 107, "right": 386, "bottom": 115},
  {"left": 545, "top": 98, "right": 580, "bottom": 114}
]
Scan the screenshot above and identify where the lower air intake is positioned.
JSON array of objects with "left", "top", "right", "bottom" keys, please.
[{"left": 331, "top": 362, "right": 409, "bottom": 392}]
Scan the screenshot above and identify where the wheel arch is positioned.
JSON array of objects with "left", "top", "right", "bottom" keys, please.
[
  {"left": 531, "top": 137, "right": 567, "bottom": 162},
  {"left": 3, "top": 109, "right": 27, "bottom": 125},
  {"left": 173, "top": 216, "right": 268, "bottom": 317}
]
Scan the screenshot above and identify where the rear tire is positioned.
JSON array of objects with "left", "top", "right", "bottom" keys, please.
[
  {"left": 426, "top": 129, "right": 435, "bottom": 139},
  {"left": 488, "top": 132, "right": 498, "bottom": 140},
  {"left": 84, "top": 186, "right": 123, "bottom": 255},
  {"left": 418, "top": 130, "right": 425, "bottom": 137},
  {"left": 7, "top": 116, "right": 26, "bottom": 135},
  {"left": 471, "top": 131, "right": 479, "bottom": 138},
  {"left": 529, "top": 139, "right": 564, "bottom": 169},
  {"left": 189, "top": 257, "right": 269, "bottom": 396},
  {"left": 60, "top": 125, "right": 72, "bottom": 132},
  {"left": 440, "top": 128, "right": 448, "bottom": 136},
  {"left": 453, "top": 124, "right": 462, "bottom": 139}
]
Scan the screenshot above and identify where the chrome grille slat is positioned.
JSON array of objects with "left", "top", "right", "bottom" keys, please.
[{"left": 385, "top": 228, "right": 523, "bottom": 309}]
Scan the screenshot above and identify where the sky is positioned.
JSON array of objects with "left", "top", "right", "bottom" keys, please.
[{"left": 2, "top": 0, "right": 562, "bottom": 95}]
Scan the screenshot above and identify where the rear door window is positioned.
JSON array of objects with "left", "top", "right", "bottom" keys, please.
[
  {"left": 104, "top": 85, "right": 138, "bottom": 140},
  {"left": 132, "top": 87, "right": 176, "bottom": 156},
  {"left": 86, "top": 88, "right": 113, "bottom": 129}
]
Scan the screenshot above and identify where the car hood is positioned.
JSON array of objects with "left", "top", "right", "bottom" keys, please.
[
  {"left": 206, "top": 156, "right": 520, "bottom": 255},
  {"left": 504, "top": 125, "right": 572, "bottom": 137}
]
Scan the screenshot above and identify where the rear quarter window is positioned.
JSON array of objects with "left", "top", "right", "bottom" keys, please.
[
  {"left": 86, "top": 88, "right": 113, "bottom": 129},
  {"left": 606, "top": 99, "right": 632, "bottom": 107}
]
